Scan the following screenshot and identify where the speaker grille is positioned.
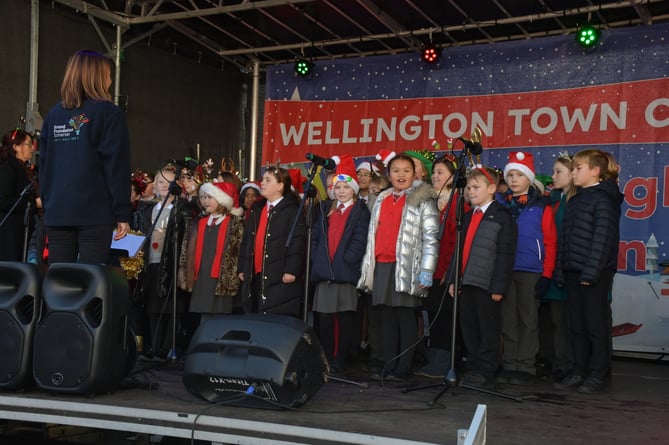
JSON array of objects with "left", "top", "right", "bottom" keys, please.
[
  {"left": 85, "top": 297, "right": 103, "bottom": 328},
  {"left": 15, "top": 295, "right": 35, "bottom": 325},
  {"left": 0, "top": 311, "right": 23, "bottom": 382},
  {"left": 33, "top": 312, "right": 94, "bottom": 389}
]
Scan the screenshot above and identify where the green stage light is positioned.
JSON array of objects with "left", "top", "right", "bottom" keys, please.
[
  {"left": 294, "top": 58, "right": 313, "bottom": 77},
  {"left": 576, "top": 25, "right": 601, "bottom": 49}
]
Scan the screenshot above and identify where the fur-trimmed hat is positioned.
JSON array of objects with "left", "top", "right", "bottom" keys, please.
[
  {"left": 504, "top": 151, "right": 536, "bottom": 183},
  {"left": 200, "top": 182, "right": 244, "bottom": 217},
  {"left": 240, "top": 181, "right": 260, "bottom": 196},
  {"left": 376, "top": 149, "right": 397, "bottom": 167},
  {"left": 355, "top": 160, "right": 382, "bottom": 175},
  {"left": 332, "top": 154, "right": 359, "bottom": 194}
]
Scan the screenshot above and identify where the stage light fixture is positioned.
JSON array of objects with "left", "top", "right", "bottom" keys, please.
[
  {"left": 575, "top": 24, "right": 601, "bottom": 49},
  {"left": 422, "top": 44, "right": 442, "bottom": 64},
  {"left": 294, "top": 58, "right": 313, "bottom": 77}
]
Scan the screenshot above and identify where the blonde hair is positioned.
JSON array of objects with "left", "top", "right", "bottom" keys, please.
[
  {"left": 61, "top": 50, "right": 113, "bottom": 108},
  {"left": 554, "top": 153, "right": 577, "bottom": 200},
  {"left": 572, "top": 149, "right": 619, "bottom": 182}
]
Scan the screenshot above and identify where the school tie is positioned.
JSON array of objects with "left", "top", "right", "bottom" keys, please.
[
  {"left": 338, "top": 203, "right": 345, "bottom": 214},
  {"left": 462, "top": 208, "right": 484, "bottom": 270},
  {"left": 268, "top": 204, "right": 274, "bottom": 215}
]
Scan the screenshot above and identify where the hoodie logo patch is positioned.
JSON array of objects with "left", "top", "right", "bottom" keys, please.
[{"left": 52, "top": 113, "right": 90, "bottom": 142}]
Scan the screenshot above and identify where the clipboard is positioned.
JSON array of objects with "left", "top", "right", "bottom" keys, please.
[{"left": 110, "top": 232, "right": 146, "bottom": 258}]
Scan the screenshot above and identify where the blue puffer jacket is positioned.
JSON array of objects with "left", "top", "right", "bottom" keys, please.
[
  {"left": 512, "top": 196, "right": 550, "bottom": 273},
  {"left": 310, "top": 200, "right": 370, "bottom": 284}
]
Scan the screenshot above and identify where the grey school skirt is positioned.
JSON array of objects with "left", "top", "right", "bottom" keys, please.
[
  {"left": 312, "top": 281, "right": 358, "bottom": 313},
  {"left": 372, "top": 262, "right": 421, "bottom": 308}
]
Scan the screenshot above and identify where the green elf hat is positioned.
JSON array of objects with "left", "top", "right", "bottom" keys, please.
[{"left": 403, "top": 150, "right": 434, "bottom": 174}]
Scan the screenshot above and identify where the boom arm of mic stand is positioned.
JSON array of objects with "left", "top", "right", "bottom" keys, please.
[{"left": 284, "top": 164, "right": 319, "bottom": 323}]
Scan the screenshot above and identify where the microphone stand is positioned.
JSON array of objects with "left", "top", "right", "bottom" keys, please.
[
  {"left": 167, "top": 181, "right": 183, "bottom": 364},
  {"left": 0, "top": 176, "right": 36, "bottom": 261},
  {"left": 401, "top": 142, "right": 524, "bottom": 404},
  {"left": 23, "top": 201, "right": 32, "bottom": 262},
  {"left": 142, "top": 168, "right": 182, "bottom": 363},
  {"left": 285, "top": 163, "right": 319, "bottom": 324}
]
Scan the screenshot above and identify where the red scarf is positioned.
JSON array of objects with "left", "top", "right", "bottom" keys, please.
[{"left": 194, "top": 216, "right": 230, "bottom": 280}]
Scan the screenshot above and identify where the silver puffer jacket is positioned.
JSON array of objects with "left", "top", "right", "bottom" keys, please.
[{"left": 357, "top": 182, "right": 440, "bottom": 297}]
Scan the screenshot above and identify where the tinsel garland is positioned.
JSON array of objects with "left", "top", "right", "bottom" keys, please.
[{"left": 118, "top": 230, "right": 145, "bottom": 280}]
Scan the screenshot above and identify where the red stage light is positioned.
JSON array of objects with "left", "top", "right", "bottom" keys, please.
[{"left": 422, "top": 45, "right": 441, "bottom": 64}]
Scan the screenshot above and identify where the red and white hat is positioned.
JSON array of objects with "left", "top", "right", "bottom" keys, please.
[
  {"left": 287, "top": 168, "right": 305, "bottom": 194},
  {"left": 240, "top": 181, "right": 260, "bottom": 196},
  {"left": 376, "top": 149, "right": 397, "bottom": 167},
  {"left": 355, "top": 160, "right": 382, "bottom": 175},
  {"left": 332, "top": 154, "right": 359, "bottom": 194},
  {"left": 200, "top": 182, "right": 244, "bottom": 217},
  {"left": 504, "top": 151, "right": 536, "bottom": 183}
]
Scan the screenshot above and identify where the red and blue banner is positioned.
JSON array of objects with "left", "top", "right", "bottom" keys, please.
[{"left": 264, "top": 24, "right": 669, "bottom": 353}]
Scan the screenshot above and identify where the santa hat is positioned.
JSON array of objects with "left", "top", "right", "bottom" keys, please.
[
  {"left": 504, "top": 151, "right": 536, "bottom": 183},
  {"left": 376, "top": 149, "right": 397, "bottom": 167},
  {"left": 200, "top": 182, "right": 244, "bottom": 217},
  {"left": 240, "top": 181, "right": 260, "bottom": 196},
  {"left": 287, "top": 168, "right": 304, "bottom": 194},
  {"left": 332, "top": 154, "right": 359, "bottom": 194},
  {"left": 355, "top": 160, "right": 382, "bottom": 175}
]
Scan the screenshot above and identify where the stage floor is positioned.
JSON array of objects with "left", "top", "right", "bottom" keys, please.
[{"left": 0, "top": 356, "right": 667, "bottom": 444}]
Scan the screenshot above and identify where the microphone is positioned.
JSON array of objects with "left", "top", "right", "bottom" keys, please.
[
  {"left": 459, "top": 137, "right": 483, "bottom": 156},
  {"left": 305, "top": 153, "right": 336, "bottom": 170}
]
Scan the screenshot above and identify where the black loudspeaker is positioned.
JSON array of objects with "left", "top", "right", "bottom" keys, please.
[
  {"left": 183, "top": 314, "right": 327, "bottom": 409},
  {"left": 33, "top": 263, "right": 132, "bottom": 395},
  {"left": 0, "top": 262, "right": 41, "bottom": 390}
]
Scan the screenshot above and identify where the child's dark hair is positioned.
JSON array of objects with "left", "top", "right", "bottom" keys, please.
[
  {"left": 263, "top": 166, "right": 293, "bottom": 197},
  {"left": 432, "top": 155, "right": 457, "bottom": 176},
  {"left": 387, "top": 153, "right": 416, "bottom": 171}
]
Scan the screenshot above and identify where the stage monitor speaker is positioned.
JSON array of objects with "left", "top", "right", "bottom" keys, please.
[
  {"left": 33, "top": 263, "right": 132, "bottom": 395},
  {"left": 0, "top": 262, "right": 41, "bottom": 390},
  {"left": 183, "top": 314, "right": 327, "bottom": 409}
]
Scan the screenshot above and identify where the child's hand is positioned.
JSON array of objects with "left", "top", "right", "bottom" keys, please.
[
  {"left": 491, "top": 293, "right": 502, "bottom": 302},
  {"left": 238, "top": 272, "right": 245, "bottom": 282},
  {"left": 448, "top": 283, "right": 455, "bottom": 297},
  {"left": 418, "top": 271, "right": 432, "bottom": 288},
  {"left": 282, "top": 273, "right": 296, "bottom": 284}
]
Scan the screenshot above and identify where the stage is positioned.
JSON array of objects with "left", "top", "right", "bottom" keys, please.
[{"left": 0, "top": 356, "right": 667, "bottom": 444}]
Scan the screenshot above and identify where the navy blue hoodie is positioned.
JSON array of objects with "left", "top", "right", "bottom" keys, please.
[{"left": 40, "top": 99, "right": 131, "bottom": 226}]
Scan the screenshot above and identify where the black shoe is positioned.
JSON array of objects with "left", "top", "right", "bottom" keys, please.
[
  {"left": 553, "top": 374, "right": 584, "bottom": 390},
  {"left": 495, "top": 370, "right": 514, "bottom": 384},
  {"left": 461, "top": 373, "right": 495, "bottom": 389},
  {"left": 552, "top": 369, "right": 571, "bottom": 383},
  {"left": 371, "top": 370, "right": 402, "bottom": 382},
  {"left": 577, "top": 377, "right": 606, "bottom": 394},
  {"left": 507, "top": 370, "right": 536, "bottom": 385},
  {"left": 328, "top": 364, "right": 344, "bottom": 376}
]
